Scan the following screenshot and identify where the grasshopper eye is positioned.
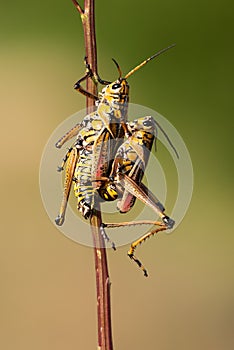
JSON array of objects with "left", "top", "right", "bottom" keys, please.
[
  {"left": 143, "top": 120, "right": 152, "bottom": 127},
  {"left": 112, "top": 83, "right": 121, "bottom": 89}
]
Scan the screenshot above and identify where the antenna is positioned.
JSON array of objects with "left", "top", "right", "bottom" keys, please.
[
  {"left": 154, "top": 119, "right": 179, "bottom": 159},
  {"left": 125, "top": 43, "right": 176, "bottom": 79},
  {"left": 112, "top": 58, "right": 122, "bottom": 79}
]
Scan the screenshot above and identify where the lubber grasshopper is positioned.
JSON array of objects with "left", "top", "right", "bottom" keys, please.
[
  {"left": 55, "top": 45, "right": 175, "bottom": 225},
  {"left": 98, "top": 115, "right": 178, "bottom": 212},
  {"left": 96, "top": 115, "right": 178, "bottom": 276}
]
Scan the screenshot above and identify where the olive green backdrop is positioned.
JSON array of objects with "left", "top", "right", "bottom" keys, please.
[{"left": 1, "top": 1, "right": 233, "bottom": 349}]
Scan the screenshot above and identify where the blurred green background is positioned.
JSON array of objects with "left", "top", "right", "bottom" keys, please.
[{"left": 1, "top": 0, "right": 233, "bottom": 349}]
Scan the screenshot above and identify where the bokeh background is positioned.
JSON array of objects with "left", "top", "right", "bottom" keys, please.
[{"left": 1, "top": 0, "right": 233, "bottom": 349}]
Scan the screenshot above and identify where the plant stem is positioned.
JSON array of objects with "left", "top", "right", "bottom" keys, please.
[{"left": 72, "top": 1, "right": 114, "bottom": 349}]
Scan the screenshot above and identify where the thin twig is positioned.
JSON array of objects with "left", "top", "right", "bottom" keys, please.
[
  {"left": 71, "top": 0, "right": 84, "bottom": 14},
  {"left": 71, "top": 1, "right": 114, "bottom": 349}
]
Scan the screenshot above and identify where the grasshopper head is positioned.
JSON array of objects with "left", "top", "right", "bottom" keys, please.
[
  {"left": 128, "top": 116, "right": 157, "bottom": 136},
  {"left": 100, "top": 78, "right": 129, "bottom": 104},
  {"left": 99, "top": 44, "right": 175, "bottom": 107}
]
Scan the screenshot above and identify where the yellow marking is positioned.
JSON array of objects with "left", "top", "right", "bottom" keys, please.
[
  {"left": 75, "top": 171, "right": 91, "bottom": 176},
  {"left": 91, "top": 120, "right": 103, "bottom": 130},
  {"left": 75, "top": 163, "right": 92, "bottom": 168},
  {"left": 107, "top": 188, "right": 118, "bottom": 196},
  {"left": 74, "top": 185, "right": 94, "bottom": 190},
  {"left": 126, "top": 152, "right": 137, "bottom": 161},
  {"left": 76, "top": 191, "right": 95, "bottom": 201}
]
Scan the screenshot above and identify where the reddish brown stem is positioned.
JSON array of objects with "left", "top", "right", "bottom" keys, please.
[
  {"left": 71, "top": 0, "right": 84, "bottom": 14},
  {"left": 72, "top": 1, "right": 114, "bottom": 349},
  {"left": 91, "top": 206, "right": 113, "bottom": 350}
]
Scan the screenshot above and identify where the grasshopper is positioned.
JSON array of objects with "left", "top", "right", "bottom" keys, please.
[
  {"left": 55, "top": 45, "right": 175, "bottom": 225},
  {"left": 97, "top": 115, "right": 178, "bottom": 276}
]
